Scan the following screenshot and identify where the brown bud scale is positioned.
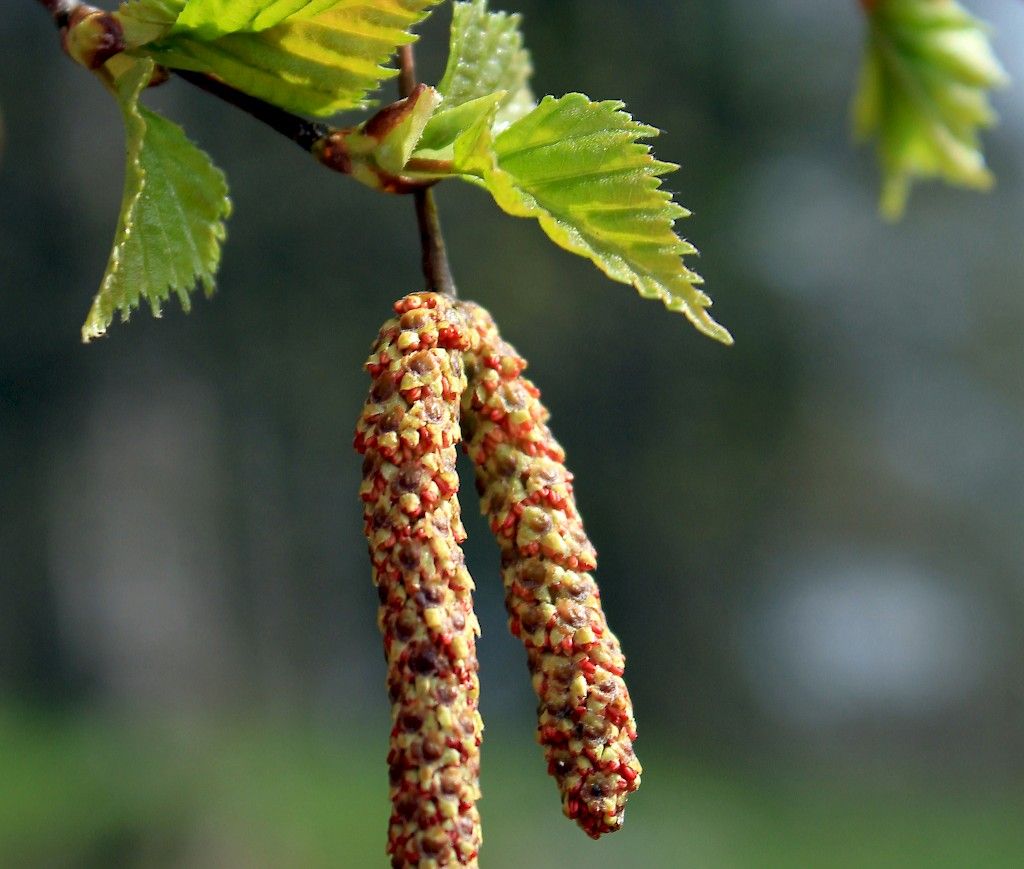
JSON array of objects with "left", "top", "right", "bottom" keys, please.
[
  {"left": 457, "top": 301, "right": 642, "bottom": 838},
  {"left": 63, "top": 7, "right": 125, "bottom": 70},
  {"left": 355, "top": 292, "right": 482, "bottom": 868}
]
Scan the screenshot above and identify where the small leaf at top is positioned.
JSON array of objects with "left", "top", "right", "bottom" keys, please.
[
  {"left": 421, "top": 93, "right": 730, "bottom": 343},
  {"left": 118, "top": 0, "right": 445, "bottom": 117},
  {"left": 854, "top": 0, "right": 1009, "bottom": 219},
  {"left": 439, "top": 0, "right": 535, "bottom": 131},
  {"left": 82, "top": 57, "right": 231, "bottom": 342}
]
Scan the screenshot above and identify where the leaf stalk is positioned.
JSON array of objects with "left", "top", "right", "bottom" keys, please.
[{"left": 398, "top": 44, "right": 456, "bottom": 297}]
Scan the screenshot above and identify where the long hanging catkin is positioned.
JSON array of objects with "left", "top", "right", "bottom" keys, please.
[
  {"left": 355, "top": 292, "right": 483, "bottom": 868},
  {"left": 457, "top": 300, "right": 642, "bottom": 838}
]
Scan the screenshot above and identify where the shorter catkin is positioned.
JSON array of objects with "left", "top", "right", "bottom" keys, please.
[
  {"left": 457, "top": 300, "right": 642, "bottom": 838},
  {"left": 355, "top": 292, "right": 483, "bottom": 868}
]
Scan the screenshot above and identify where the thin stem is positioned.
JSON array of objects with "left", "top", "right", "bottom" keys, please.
[
  {"left": 412, "top": 186, "right": 456, "bottom": 298},
  {"left": 398, "top": 45, "right": 456, "bottom": 297},
  {"left": 174, "top": 69, "right": 329, "bottom": 152},
  {"left": 397, "top": 44, "right": 419, "bottom": 105}
]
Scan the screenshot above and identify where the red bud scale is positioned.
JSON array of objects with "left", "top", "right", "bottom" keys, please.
[
  {"left": 355, "top": 292, "right": 483, "bottom": 868},
  {"left": 457, "top": 300, "right": 642, "bottom": 838}
]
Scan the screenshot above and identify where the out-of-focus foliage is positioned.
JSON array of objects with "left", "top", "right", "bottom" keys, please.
[
  {"left": 82, "top": 58, "right": 230, "bottom": 342},
  {"left": 854, "top": 0, "right": 1009, "bottom": 219},
  {"left": 3, "top": 711, "right": 1024, "bottom": 868}
]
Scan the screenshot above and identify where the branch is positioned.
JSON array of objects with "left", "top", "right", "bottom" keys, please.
[
  {"left": 398, "top": 44, "right": 456, "bottom": 297},
  {"left": 173, "top": 69, "right": 329, "bottom": 153},
  {"left": 33, "top": 0, "right": 437, "bottom": 191},
  {"left": 35, "top": 0, "right": 328, "bottom": 152}
]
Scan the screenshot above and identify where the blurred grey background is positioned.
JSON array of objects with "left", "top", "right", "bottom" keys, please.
[{"left": 2, "top": 1, "right": 1023, "bottom": 866}]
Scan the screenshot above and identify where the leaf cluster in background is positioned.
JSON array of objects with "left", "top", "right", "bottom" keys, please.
[{"left": 854, "top": 0, "right": 1009, "bottom": 219}]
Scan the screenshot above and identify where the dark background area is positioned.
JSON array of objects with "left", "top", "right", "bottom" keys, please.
[{"left": 2, "top": 1, "right": 1023, "bottom": 866}]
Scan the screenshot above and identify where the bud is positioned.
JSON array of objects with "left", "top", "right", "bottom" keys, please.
[
  {"left": 62, "top": 6, "right": 125, "bottom": 71},
  {"left": 457, "top": 301, "right": 642, "bottom": 838},
  {"left": 356, "top": 292, "right": 483, "bottom": 868}
]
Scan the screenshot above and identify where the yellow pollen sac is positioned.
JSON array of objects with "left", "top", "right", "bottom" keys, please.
[
  {"left": 399, "top": 492, "right": 422, "bottom": 515},
  {"left": 569, "top": 674, "right": 588, "bottom": 704},
  {"left": 450, "top": 634, "right": 470, "bottom": 663},
  {"left": 574, "top": 625, "right": 597, "bottom": 646},
  {"left": 397, "top": 330, "right": 421, "bottom": 351}
]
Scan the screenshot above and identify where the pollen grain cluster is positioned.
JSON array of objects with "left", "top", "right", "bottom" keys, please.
[
  {"left": 356, "top": 292, "right": 642, "bottom": 865},
  {"left": 355, "top": 292, "right": 482, "bottom": 868},
  {"left": 458, "top": 300, "right": 642, "bottom": 838}
]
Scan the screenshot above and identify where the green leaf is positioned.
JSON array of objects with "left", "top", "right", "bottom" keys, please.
[
  {"left": 358, "top": 84, "right": 442, "bottom": 175},
  {"left": 120, "top": 0, "right": 444, "bottom": 117},
  {"left": 336, "top": 83, "right": 443, "bottom": 190},
  {"left": 172, "top": 1, "right": 343, "bottom": 38},
  {"left": 433, "top": 93, "right": 730, "bottom": 343},
  {"left": 82, "top": 58, "right": 231, "bottom": 342},
  {"left": 414, "top": 91, "right": 503, "bottom": 159},
  {"left": 854, "top": 0, "right": 1009, "bottom": 219},
  {"left": 438, "top": 0, "right": 535, "bottom": 131},
  {"left": 117, "top": 0, "right": 182, "bottom": 47}
]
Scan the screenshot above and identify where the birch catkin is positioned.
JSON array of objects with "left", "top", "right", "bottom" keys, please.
[
  {"left": 457, "top": 300, "right": 642, "bottom": 838},
  {"left": 355, "top": 292, "right": 483, "bottom": 868}
]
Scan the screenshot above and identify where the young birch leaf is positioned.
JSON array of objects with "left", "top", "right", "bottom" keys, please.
[
  {"left": 414, "top": 91, "right": 504, "bottom": 160},
  {"left": 339, "top": 83, "right": 443, "bottom": 189},
  {"left": 171, "top": 1, "right": 343, "bottom": 38},
  {"left": 118, "top": 1, "right": 180, "bottom": 31},
  {"left": 438, "top": 93, "right": 731, "bottom": 344},
  {"left": 438, "top": 0, "right": 535, "bottom": 131},
  {"left": 855, "top": 0, "right": 1009, "bottom": 219},
  {"left": 121, "top": 0, "right": 445, "bottom": 116},
  {"left": 117, "top": 0, "right": 181, "bottom": 47},
  {"left": 82, "top": 58, "right": 230, "bottom": 342}
]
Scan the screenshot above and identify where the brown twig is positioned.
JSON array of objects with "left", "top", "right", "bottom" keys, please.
[
  {"left": 173, "top": 69, "right": 330, "bottom": 153},
  {"left": 34, "top": 0, "right": 449, "bottom": 198},
  {"left": 398, "top": 44, "right": 456, "bottom": 297}
]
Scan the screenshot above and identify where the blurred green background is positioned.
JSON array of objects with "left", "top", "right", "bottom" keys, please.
[{"left": 3, "top": 1, "right": 1024, "bottom": 866}]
